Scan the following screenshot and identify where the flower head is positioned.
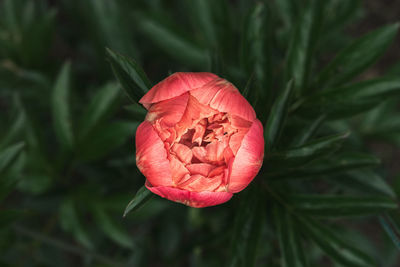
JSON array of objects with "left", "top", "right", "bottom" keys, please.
[{"left": 136, "top": 72, "right": 264, "bottom": 207}]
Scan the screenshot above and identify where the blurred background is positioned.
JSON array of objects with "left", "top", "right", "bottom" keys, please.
[{"left": 0, "top": 0, "right": 400, "bottom": 266}]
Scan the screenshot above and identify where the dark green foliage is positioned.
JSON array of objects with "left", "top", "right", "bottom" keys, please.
[{"left": 0, "top": 0, "right": 400, "bottom": 266}]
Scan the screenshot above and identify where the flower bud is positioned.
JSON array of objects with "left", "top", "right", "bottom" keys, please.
[{"left": 136, "top": 72, "right": 264, "bottom": 207}]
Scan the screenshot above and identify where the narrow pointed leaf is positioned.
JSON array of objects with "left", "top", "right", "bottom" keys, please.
[
  {"left": 291, "top": 194, "right": 397, "bottom": 217},
  {"left": 106, "top": 48, "right": 151, "bottom": 103},
  {"left": 274, "top": 205, "right": 308, "bottom": 267},
  {"left": 271, "top": 153, "right": 380, "bottom": 180},
  {"left": 0, "top": 142, "right": 24, "bottom": 175},
  {"left": 242, "top": 3, "right": 272, "bottom": 112},
  {"left": 300, "top": 217, "right": 376, "bottom": 267},
  {"left": 285, "top": 0, "right": 323, "bottom": 93},
  {"left": 229, "top": 188, "right": 263, "bottom": 267},
  {"left": 271, "top": 132, "right": 349, "bottom": 164},
  {"left": 52, "top": 62, "right": 74, "bottom": 150},
  {"left": 79, "top": 82, "right": 120, "bottom": 140},
  {"left": 292, "top": 115, "right": 326, "bottom": 146},
  {"left": 0, "top": 110, "right": 25, "bottom": 150},
  {"left": 380, "top": 212, "right": 400, "bottom": 250},
  {"left": 335, "top": 170, "right": 395, "bottom": 197},
  {"left": 316, "top": 23, "right": 399, "bottom": 88},
  {"left": 137, "top": 15, "right": 208, "bottom": 68},
  {"left": 123, "top": 185, "right": 153, "bottom": 217},
  {"left": 302, "top": 77, "right": 400, "bottom": 119},
  {"left": 264, "top": 80, "right": 294, "bottom": 150},
  {"left": 189, "top": 0, "right": 217, "bottom": 47},
  {"left": 78, "top": 121, "right": 139, "bottom": 162}
]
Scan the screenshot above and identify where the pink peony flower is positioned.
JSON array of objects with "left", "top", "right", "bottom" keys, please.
[{"left": 135, "top": 72, "right": 264, "bottom": 207}]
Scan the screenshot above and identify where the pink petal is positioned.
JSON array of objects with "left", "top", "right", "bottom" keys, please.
[
  {"left": 145, "top": 93, "right": 189, "bottom": 127},
  {"left": 205, "top": 141, "right": 225, "bottom": 162},
  {"left": 136, "top": 121, "right": 173, "bottom": 187},
  {"left": 230, "top": 114, "right": 253, "bottom": 129},
  {"left": 140, "top": 72, "right": 218, "bottom": 108},
  {"left": 178, "top": 174, "right": 221, "bottom": 192},
  {"left": 228, "top": 119, "right": 264, "bottom": 193},
  {"left": 146, "top": 182, "right": 233, "bottom": 208},
  {"left": 209, "top": 81, "right": 256, "bottom": 122},
  {"left": 171, "top": 143, "right": 193, "bottom": 164},
  {"left": 192, "top": 146, "right": 207, "bottom": 162},
  {"left": 186, "top": 163, "right": 215, "bottom": 176},
  {"left": 169, "top": 155, "right": 190, "bottom": 184},
  {"left": 229, "top": 131, "right": 247, "bottom": 155}
]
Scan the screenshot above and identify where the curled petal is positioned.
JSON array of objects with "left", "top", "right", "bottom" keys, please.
[
  {"left": 171, "top": 143, "right": 193, "bottom": 164},
  {"left": 136, "top": 121, "right": 173, "bottom": 187},
  {"left": 186, "top": 163, "right": 215, "bottom": 176},
  {"left": 228, "top": 119, "right": 264, "bottom": 193},
  {"left": 169, "top": 155, "right": 190, "bottom": 184},
  {"left": 140, "top": 72, "right": 218, "bottom": 108},
  {"left": 209, "top": 80, "right": 256, "bottom": 122},
  {"left": 145, "top": 93, "right": 189, "bottom": 127},
  {"left": 146, "top": 182, "right": 233, "bottom": 208},
  {"left": 178, "top": 174, "right": 222, "bottom": 192}
]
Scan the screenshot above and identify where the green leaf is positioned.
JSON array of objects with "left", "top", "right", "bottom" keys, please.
[
  {"left": 188, "top": 0, "right": 217, "bottom": 47},
  {"left": 0, "top": 142, "right": 24, "bottom": 175},
  {"left": 270, "top": 132, "right": 349, "bottom": 167},
  {"left": 78, "top": 121, "right": 138, "bottom": 162},
  {"left": 0, "top": 110, "right": 25, "bottom": 150},
  {"left": 59, "top": 199, "right": 94, "bottom": 250},
  {"left": 137, "top": 14, "right": 208, "bottom": 68},
  {"left": 379, "top": 212, "right": 400, "bottom": 250},
  {"left": 271, "top": 152, "right": 380, "bottom": 180},
  {"left": 285, "top": 0, "right": 323, "bottom": 94},
  {"left": 264, "top": 80, "right": 294, "bottom": 151},
  {"left": 316, "top": 23, "right": 399, "bottom": 88},
  {"left": 52, "top": 61, "right": 74, "bottom": 150},
  {"left": 301, "top": 77, "right": 400, "bottom": 119},
  {"left": 106, "top": 47, "right": 151, "bottom": 103},
  {"left": 123, "top": 185, "right": 153, "bottom": 218},
  {"left": 291, "top": 194, "right": 397, "bottom": 217},
  {"left": 78, "top": 82, "right": 120, "bottom": 140},
  {"left": 241, "top": 3, "right": 272, "bottom": 111},
  {"left": 274, "top": 0, "right": 301, "bottom": 29},
  {"left": 292, "top": 115, "right": 326, "bottom": 146},
  {"left": 229, "top": 188, "right": 263, "bottom": 267},
  {"left": 93, "top": 205, "right": 134, "bottom": 249},
  {"left": 335, "top": 170, "right": 395, "bottom": 197},
  {"left": 300, "top": 217, "right": 376, "bottom": 267},
  {"left": 273, "top": 205, "right": 308, "bottom": 267}
]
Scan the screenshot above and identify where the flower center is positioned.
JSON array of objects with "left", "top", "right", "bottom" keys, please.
[{"left": 152, "top": 94, "right": 252, "bottom": 192}]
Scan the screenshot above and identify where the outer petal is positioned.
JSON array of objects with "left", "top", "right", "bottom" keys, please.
[
  {"left": 210, "top": 82, "right": 256, "bottom": 122},
  {"left": 228, "top": 119, "right": 264, "bottom": 193},
  {"left": 191, "top": 78, "right": 256, "bottom": 122},
  {"left": 145, "top": 93, "right": 189, "bottom": 127},
  {"left": 140, "top": 72, "right": 218, "bottom": 108},
  {"left": 146, "top": 182, "right": 233, "bottom": 208},
  {"left": 136, "top": 121, "right": 173, "bottom": 187}
]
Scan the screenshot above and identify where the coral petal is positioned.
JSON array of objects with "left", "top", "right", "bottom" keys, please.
[
  {"left": 140, "top": 72, "right": 218, "bottom": 108},
  {"left": 145, "top": 182, "right": 233, "bottom": 208},
  {"left": 209, "top": 81, "right": 256, "bottom": 122},
  {"left": 186, "top": 163, "right": 214, "bottom": 176},
  {"left": 146, "top": 93, "right": 189, "bottom": 127},
  {"left": 192, "top": 146, "right": 207, "bottom": 162},
  {"left": 228, "top": 120, "right": 264, "bottom": 193},
  {"left": 136, "top": 121, "right": 173, "bottom": 186},
  {"left": 169, "top": 155, "right": 190, "bottom": 184},
  {"left": 171, "top": 143, "right": 193, "bottom": 164},
  {"left": 178, "top": 174, "right": 223, "bottom": 192}
]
